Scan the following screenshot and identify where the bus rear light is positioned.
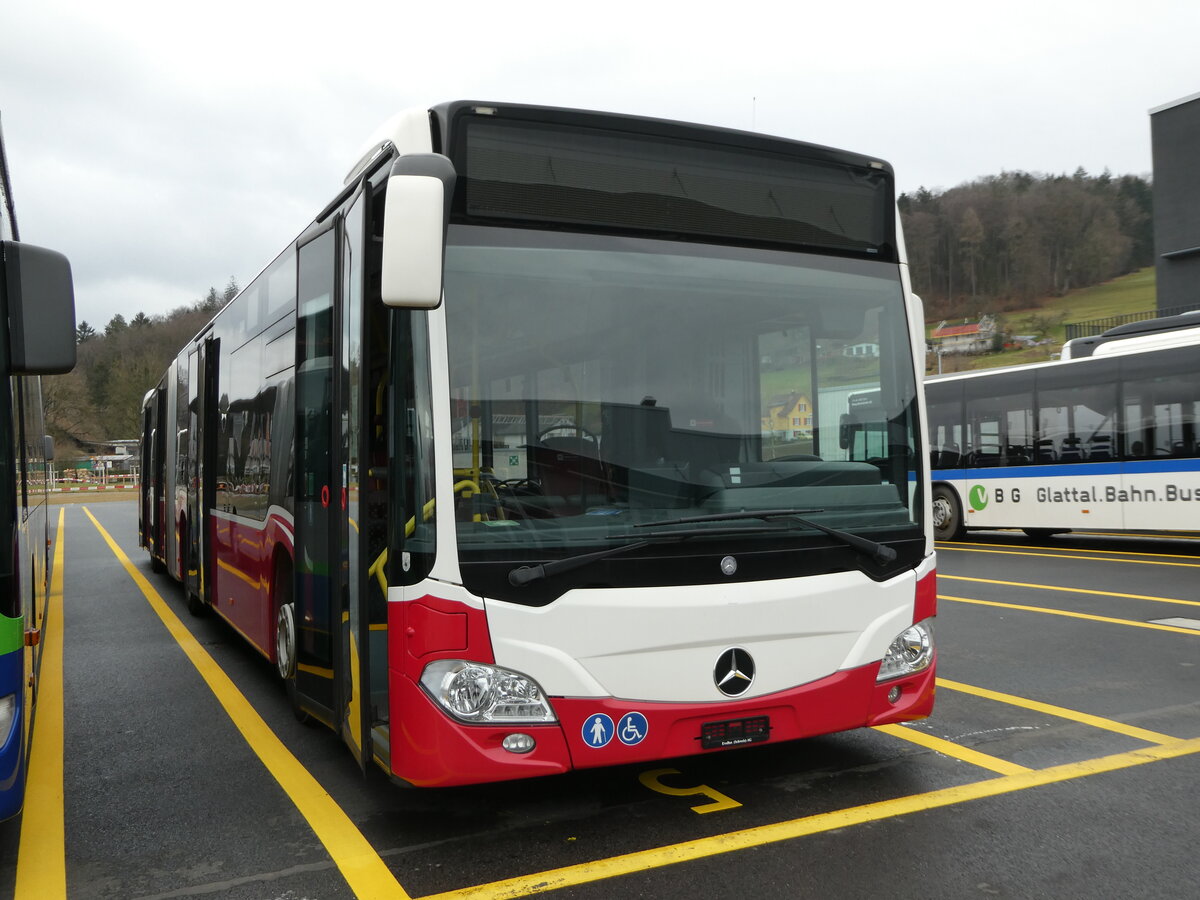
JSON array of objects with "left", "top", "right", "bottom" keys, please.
[
  {"left": 876, "top": 619, "right": 934, "bottom": 682},
  {"left": 0, "top": 694, "right": 16, "bottom": 743},
  {"left": 420, "top": 660, "right": 557, "bottom": 724}
]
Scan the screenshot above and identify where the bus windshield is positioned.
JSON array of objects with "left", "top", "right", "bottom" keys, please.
[{"left": 444, "top": 226, "right": 922, "bottom": 594}]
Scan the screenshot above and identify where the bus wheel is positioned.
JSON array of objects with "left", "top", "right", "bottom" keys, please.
[
  {"left": 275, "top": 601, "right": 297, "bottom": 680},
  {"left": 932, "top": 486, "right": 965, "bottom": 541},
  {"left": 182, "top": 521, "right": 209, "bottom": 617},
  {"left": 1023, "top": 528, "right": 1067, "bottom": 540},
  {"left": 187, "top": 590, "right": 209, "bottom": 617},
  {"left": 273, "top": 568, "right": 310, "bottom": 724}
]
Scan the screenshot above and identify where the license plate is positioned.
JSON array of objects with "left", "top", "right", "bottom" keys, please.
[{"left": 700, "top": 715, "right": 771, "bottom": 749}]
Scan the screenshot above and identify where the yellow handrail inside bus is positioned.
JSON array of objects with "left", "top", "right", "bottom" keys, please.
[
  {"left": 403, "top": 496, "right": 440, "bottom": 538},
  {"left": 399, "top": 480, "right": 480, "bottom": 538},
  {"left": 387, "top": 477, "right": 496, "bottom": 592},
  {"left": 368, "top": 549, "right": 388, "bottom": 594}
]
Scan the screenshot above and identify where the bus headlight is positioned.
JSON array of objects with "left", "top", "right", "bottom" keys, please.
[
  {"left": 876, "top": 620, "right": 934, "bottom": 682},
  {"left": 420, "top": 660, "right": 557, "bottom": 723}
]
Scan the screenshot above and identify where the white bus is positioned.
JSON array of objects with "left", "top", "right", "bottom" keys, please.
[
  {"left": 140, "top": 101, "right": 935, "bottom": 787},
  {"left": 1061, "top": 309, "right": 1200, "bottom": 360},
  {"left": 927, "top": 316, "right": 1200, "bottom": 540}
]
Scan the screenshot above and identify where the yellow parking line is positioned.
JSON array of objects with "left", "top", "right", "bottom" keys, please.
[
  {"left": 872, "top": 723, "right": 1031, "bottom": 775},
  {"left": 937, "top": 678, "right": 1178, "bottom": 745},
  {"left": 1071, "top": 531, "right": 1200, "bottom": 542},
  {"left": 939, "top": 574, "right": 1200, "bottom": 609},
  {"left": 82, "top": 508, "right": 409, "bottom": 900},
  {"left": 15, "top": 509, "right": 67, "bottom": 899},
  {"left": 940, "top": 594, "right": 1200, "bottom": 636},
  {"left": 937, "top": 540, "right": 1200, "bottom": 561},
  {"left": 419, "top": 737, "right": 1200, "bottom": 899},
  {"left": 935, "top": 545, "right": 1200, "bottom": 568}
]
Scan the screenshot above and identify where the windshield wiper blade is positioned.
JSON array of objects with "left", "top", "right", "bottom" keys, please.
[
  {"left": 509, "top": 539, "right": 654, "bottom": 586},
  {"left": 636, "top": 508, "right": 898, "bottom": 564},
  {"left": 635, "top": 508, "right": 825, "bottom": 528},
  {"left": 507, "top": 524, "right": 787, "bottom": 587}
]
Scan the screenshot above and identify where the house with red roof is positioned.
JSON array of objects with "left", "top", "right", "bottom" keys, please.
[{"left": 930, "top": 315, "right": 997, "bottom": 354}]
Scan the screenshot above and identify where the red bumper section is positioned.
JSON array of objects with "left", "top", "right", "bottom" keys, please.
[{"left": 388, "top": 593, "right": 936, "bottom": 787}]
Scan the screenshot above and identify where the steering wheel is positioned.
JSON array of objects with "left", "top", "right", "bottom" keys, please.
[{"left": 537, "top": 424, "right": 599, "bottom": 444}]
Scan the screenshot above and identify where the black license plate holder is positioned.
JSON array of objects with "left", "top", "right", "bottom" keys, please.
[{"left": 700, "top": 715, "right": 771, "bottom": 749}]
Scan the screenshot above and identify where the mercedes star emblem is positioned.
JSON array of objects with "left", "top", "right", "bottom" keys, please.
[{"left": 714, "top": 647, "right": 755, "bottom": 697}]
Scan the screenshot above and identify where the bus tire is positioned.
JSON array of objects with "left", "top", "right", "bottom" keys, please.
[
  {"left": 1023, "top": 528, "right": 1068, "bottom": 540},
  {"left": 181, "top": 520, "right": 209, "bottom": 617},
  {"left": 273, "top": 560, "right": 311, "bottom": 725},
  {"left": 187, "top": 590, "right": 209, "bottom": 617},
  {"left": 932, "top": 485, "right": 965, "bottom": 541}
]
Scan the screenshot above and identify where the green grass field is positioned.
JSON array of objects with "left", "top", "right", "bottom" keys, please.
[{"left": 927, "top": 267, "right": 1159, "bottom": 374}]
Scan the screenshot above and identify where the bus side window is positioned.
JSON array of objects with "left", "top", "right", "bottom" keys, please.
[
  {"left": 1088, "top": 434, "right": 1113, "bottom": 460},
  {"left": 1059, "top": 436, "right": 1084, "bottom": 461}
]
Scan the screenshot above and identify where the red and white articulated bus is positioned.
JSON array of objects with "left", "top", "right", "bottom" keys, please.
[{"left": 139, "top": 101, "right": 936, "bottom": 786}]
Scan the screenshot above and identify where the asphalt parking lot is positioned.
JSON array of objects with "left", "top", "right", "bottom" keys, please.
[{"left": 3, "top": 498, "right": 1198, "bottom": 899}]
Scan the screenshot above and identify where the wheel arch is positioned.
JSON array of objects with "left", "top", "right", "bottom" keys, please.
[
  {"left": 931, "top": 481, "right": 967, "bottom": 541},
  {"left": 267, "top": 543, "right": 294, "bottom": 664},
  {"left": 175, "top": 510, "right": 188, "bottom": 581}
]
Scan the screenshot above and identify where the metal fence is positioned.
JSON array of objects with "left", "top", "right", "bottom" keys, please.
[{"left": 1064, "top": 304, "right": 1200, "bottom": 340}]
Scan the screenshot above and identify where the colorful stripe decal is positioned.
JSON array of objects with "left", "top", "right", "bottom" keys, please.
[{"left": 934, "top": 458, "right": 1200, "bottom": 480}]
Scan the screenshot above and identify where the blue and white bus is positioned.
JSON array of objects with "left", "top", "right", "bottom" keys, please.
[
  {"left": 1061, "top": 309, "right": 1200, "bottom": 360},
  {"left": 926, "top": 317, "right": 1200, "bottom": 540},
  {"left": 0, "top": 115, "right": 76, "bottom": 819}
]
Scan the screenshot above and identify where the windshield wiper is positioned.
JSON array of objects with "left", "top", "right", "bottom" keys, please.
[
  {"left": 636, "top": 508, "right": 898, "bottom": 564},
  {"left": 507, "top": 524, "right": 786, "bottom": 587},
  {"left": 507, "top": 509, "right": 898, "bottom": 587}
]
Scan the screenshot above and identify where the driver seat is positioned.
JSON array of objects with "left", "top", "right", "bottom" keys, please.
[{"left": 527, "top": 437, "right": 610, "bottom": 514}]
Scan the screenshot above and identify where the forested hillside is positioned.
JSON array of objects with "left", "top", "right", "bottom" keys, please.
[
  {"left": 45, "top": 281, "right": 237, "bottom": 455},
  {"left": 900, "top": 169, "right": 1153, "bottom": 320},
  {"left": 43, "top": 167, "right": 1157, "bottom": 454}
]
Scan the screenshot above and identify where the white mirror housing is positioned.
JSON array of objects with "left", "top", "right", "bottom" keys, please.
[{"left": 380, "top": 153, "right": 457, "bottom": 309}]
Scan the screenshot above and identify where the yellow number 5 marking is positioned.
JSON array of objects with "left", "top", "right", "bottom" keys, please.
[{"left": 638, "top": 768, "right": 742, "bottom": 814}]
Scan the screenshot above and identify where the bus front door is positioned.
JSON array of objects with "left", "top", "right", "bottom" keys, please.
[
  {"left": 339, "top": 194, "right": 372, "bottom": 772},
  {"left": 294, "top": 226, "right": 342, "bottom": 728}
]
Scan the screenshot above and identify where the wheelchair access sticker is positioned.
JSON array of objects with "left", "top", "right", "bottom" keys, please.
[{"left": 617, "top": 712, "right": 649, "bottom": 746}]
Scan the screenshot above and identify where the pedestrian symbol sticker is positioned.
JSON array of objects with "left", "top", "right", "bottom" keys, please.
[
  {"left": 583, "top": 713, "right": 615, "bottom": 747},
  {"left": 618, "top": 712, "right": 648, "bottom": 746}
]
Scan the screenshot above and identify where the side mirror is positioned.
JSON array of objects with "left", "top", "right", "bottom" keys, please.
[
  {"left": 380, "top": 153, "right": 457, "bottom": 309},
  {"left": 2, "top": 240, "right": 77, "bottom": 374},
  {"left": 839, "top": 413, "right": 852, "bottom": 450},
  {"left": 44, "top": 434, "right": 55, "bottom": 462}
]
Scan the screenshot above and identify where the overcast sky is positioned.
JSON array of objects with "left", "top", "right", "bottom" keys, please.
[{"left": 3, "top": 0, "right": 1198, "bottom": 329}]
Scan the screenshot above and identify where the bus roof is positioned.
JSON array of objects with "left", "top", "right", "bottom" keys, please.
[{"left": 1062, "top": 310, "right": 1200, "bottom": 359}]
